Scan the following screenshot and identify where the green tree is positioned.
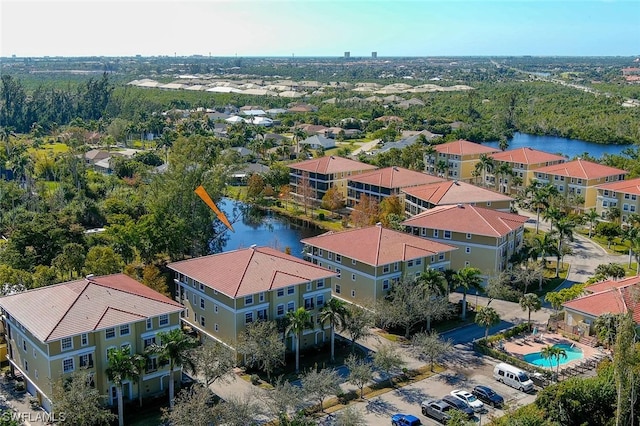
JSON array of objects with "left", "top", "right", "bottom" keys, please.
[
  {"left": 320, "top": 298, "right": 349, "bottom": 362},
  {"left": 594, "top": 312, "right": 623, "bottom": 349},
  {"left": 300, "top": 368, "right": 341, "bottom": 412},
  {"left": 343, "top": 304, "right": 374, "bottom": 352},
  {"left": 320, "top": 186, "right": 344, "bottom": 213},
  {"left": 475, "top": 306, "right": 501, "bottom": 339},
  {"left": 146, "top": 328, "right": 198, "bottom": 408},
  {"left": 411, "top": 331, "right": 453, "bottom": 372},
  {"left": 285, "top": 307, "right": 313, "bottom": 372},
  {"left": 614, "top": 313, "right": 638, "bottom": 426},
  {"left": 190, "top": 340, "right": 236, "bottom": 387},
  {"left": 454, "top": 267, "right": 483, "bottom": 320},
  {"left": 84, "top": 246, "right": 124, "bottom": 276},
  {"left": 236, "top": 320, "right": 285, "bottom": 381},
  {"left": 345, "top": 354, "right": 374, "bottom": 399},
  {"left": 519, "top": 293, "right": 542, "bottom": 330},
  {"left": 583, "top": 208, "right": 600, "bottom": 238},
  {"left": 51, "top": 371, "right": 116, "bottom": 426},
  {"left": 540, "top": 344, "right": 567, "bottom": 376},
  {"left": 131, "top": 353, "right": 148, "bottom": 408},
  {"left": 555, "top": 218, "right": 575, "bottom": 277},
  {"left": 161, "top": 384, "right": 217, "bottom": 426},
  {"left": 372, "top": 344, "right": 406, "bottom": 388},
  {"left": 106, "top": 347, "right": 137, "bottom": 426}
]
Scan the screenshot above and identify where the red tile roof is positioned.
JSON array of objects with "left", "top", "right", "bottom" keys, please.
[
  {"left": 0, "top": 274, "right": 183, "bottom": 343},
  {"left": 348, "top": 166, "right": 444, "bottom": 189},
  {"left": 168, "top": 247, "right": 336, "bottom": 299},
  {"left": 433, "top": 140, "right": 499, "bottom": 156},
  {"left": 535, "top": 159, "right": 627, "bottom": 180},
  {"left": 597, "top": 177, "right": 640, "bottom": 195},
  {"left": 401, "top": 181, "right": 513, "bottom": 205},
  {"left": 301, "top": 225, "right": 457, "bottom": 266},
  {"left": 289, "top": 156, "right": 377, "bottom": 174},
  {"left": 564, "top": 277, "right": 640, "bottom": 324},
  {"left": 489, "top": 147, "right": 566, "bottom": 165},
  {"left": 402, "top": 204, "right": 528, "bottom": 237}
]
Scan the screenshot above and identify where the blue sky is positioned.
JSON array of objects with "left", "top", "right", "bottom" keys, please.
[{"left": 1, "top": 0, "right": 638, "bottom": 57}]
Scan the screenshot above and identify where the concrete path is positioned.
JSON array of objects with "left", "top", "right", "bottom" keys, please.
[{"left": 351, "top": 139, "right": 380, "bottom": 156}]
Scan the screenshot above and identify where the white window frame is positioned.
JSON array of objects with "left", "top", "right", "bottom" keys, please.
[
  {"left": 105, "top": 328, "right": 116, "bottom": 339},
  {"left": 287, "top": 301, "right": 295, "bottom": 312},
  {"left": 245, "top": 295, "right": 253, "bottom": 306},
  {"left": 120, "top": 324, "right": 130, "bottom": 336},
  {"left": 81, "top": 333, "right": 88, "bottom": 346},
  {"left": 159, "top": 314, "right": 169, "bottom": 326},
  {"left": 146, "top": 318, "right": 153, "bottom": 330},
  {"left": 61, "top": 337, "right": 73, "bottom": 351},
  {"left": 63, "top": 358, "right": 74, "bottom": 373}
]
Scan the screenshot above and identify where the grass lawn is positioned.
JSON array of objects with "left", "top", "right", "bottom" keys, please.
[
  {"left": 32, "top": 142, "right": 69, "bottom": 154},
  {"left": 575, "top": 229, "right": 628, "bottom": 255}
]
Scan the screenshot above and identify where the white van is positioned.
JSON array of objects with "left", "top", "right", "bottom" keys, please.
[{"left": 493, "top": 362, "right": 534, "bottom": 392}]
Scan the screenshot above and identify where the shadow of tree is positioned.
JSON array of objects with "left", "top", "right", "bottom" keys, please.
[
  {"left": 365, "top": 398, "right": 398, "bottom": 416},
  {"left": 438, "top": 372, "right": 467, "bottom": 386},
  {"left": 393, "top": 387, "right": 431, "bottom": 405}
]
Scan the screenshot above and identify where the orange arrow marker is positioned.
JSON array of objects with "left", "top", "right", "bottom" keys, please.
[{"left": 194, "top": 185, "right": 235, "bottom": 232}]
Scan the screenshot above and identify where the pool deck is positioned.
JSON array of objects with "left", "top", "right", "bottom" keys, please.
[{"left": 502, "top": 332, "right": 601, "bottom": 370}]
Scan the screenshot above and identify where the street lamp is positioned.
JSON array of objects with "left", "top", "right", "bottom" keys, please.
[{"left": 475, "top": 290, "right": 479, "bottom": 309}]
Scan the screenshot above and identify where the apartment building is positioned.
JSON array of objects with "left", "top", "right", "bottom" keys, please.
[
  {"left": 346, "top": 166, "right": 444, "bottom": 208},
  {"left": 402, "top": 204, "right": 528, "bottom": 280},
  {"left": 596, "top": 177, "right": 640, "bottom": 222},
  {"left": 289, "top": 156, "right": 377, "bottom": 205},
  {"left": 425, "top": 140, "right": 499, "bottom": 181},
  {"left": 488, "top": 147, "right": 566, "bottom": 194},
  {"left": 0, "top": 274, "right": 184, "bottom": 413},
  {"left": 534, "top": 159, "right": 628, "bottom": 212},
  {"left": 402, "top": 180, "right": 513, "bottom": 217},
  {"left": 167, "top": 246, "right": 336, "bottom": 352},
  {"left": 301, "top": 225, "right": 456, "bottom": 307}
]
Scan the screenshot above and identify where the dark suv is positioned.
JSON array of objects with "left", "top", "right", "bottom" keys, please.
[
  {"left": 441, "top": 395, "right": 475, "bottom": 419},
  {"left": 472, "top": 385, "right": 504, "bottom": 408}
]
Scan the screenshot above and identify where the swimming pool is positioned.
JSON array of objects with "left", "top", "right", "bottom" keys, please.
[{"left": 523, "top": 344, "right": 584, "bottom": 368}]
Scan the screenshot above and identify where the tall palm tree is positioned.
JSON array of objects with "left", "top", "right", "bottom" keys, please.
[
  {"left": 146, "top": 329, "right": 197, "bottom": 409},
  {"left": 320, "top": 298, "right": 349, "bottom": 362},
  {"left": 131, "top": 353, "right": 148, "bottom": 408},
  {"left": 594, "top": 312, "right": 622, "bottom": 349},
  {"left": 555, "top": 218, "right": 576, "bottom": 277},
  {"left": 285, "top": 307, "right": 312, "bottom": 372},
  {"left": 541, "top": 345, "right": 567, "bottom": 376},
  {"left": 477, "top": 154, "right": 494, "bottom": 187},
  {"left": 543, "top": 205, "right": 562, "bottom": 234},
  {"left": 417, "top": 269, "right": 449, "bottom": 330},
  {"left": 293, "top": 128, "right": 306, "bottom": 155},
  {"left": 583, "top": 208, "right": 600, "bottom": 238},
  {"left": 527, "top": 181, "right": 559, "bottom": 234},
  {"left": 519, "top": 293, "right": 542, "bottom": 331},
  {"left": 475, "top": 306, "right": 501, "bottom": 339},
  {"left": 454, "top": 267, "right": 483, "bottom": 320},
  {"left": 495, "top": 162, "right": 513, "bottom": 193},
  {"left": 106, "top": 347, "right": 137, "bottom": 426},
  {"left": 532, "top": 231, "right": 558, "bottom": 286}
]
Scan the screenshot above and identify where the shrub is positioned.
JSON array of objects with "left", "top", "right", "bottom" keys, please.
[
  {"left": 318, "top": 213, "right": 325, "bottom": 220},
  {"left": 250, "top": 374, "right": 260, "bottom": 385}
]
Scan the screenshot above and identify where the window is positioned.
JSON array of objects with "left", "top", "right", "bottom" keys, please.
[
  {"left": 335, "top": 284, "right": 341, "bottom": 294},
  {"left": 33, "top": 349, "right": 36, "bottom": 358},
  {"left": 105, "top": 328, "right": 116, "bottom": 339},
  {"left": 317, "top": 295, "right": 325, "bottom": 307},
  {"left": 214, "top": 305, "right": 219, "bottom": 314},
  {"left": 466, "top": 233, "right": 472, "bottom": 240},
  {"left": 433, "top": 230, "right": 439, "bottom": 238},
  {"left": 257, "top": 309, "right": 267, "bottom": 321},
  {"left": 199, "top": 282, "right": 204, "bottom": 291},
  {"left": 80, "top": 353, "right": 94, "bottom": 369},
  {"left": 259, "top": 292, "right": 265, "bottom": 303},
  {"left": 444, "top": 230, "right": 452, "bottom": 239},
  {"left": 465, "top": 261, "right": 470, "bottom": 267},
  {"left": 383, "top": 265, "right": 389, "bottom": 273},
  {"left": 306, "top": 282, "right": 312, "bottom": 291},
  {"left": 287, "top": 302, "right": 295, "bottom": 312},
  {"left": 34, "top": 370, "right": 38, "bottom": 380},
  {"left": 146, "top": 357, "right": 158, "bottom": 373},
  {"left": 304, "top": 298, "right": 314, "bottom": 310},
  {"left": 383, "top": 279, "right": 390, "bottom": 290},
  {"left": 287, "top": 286, "right": 295, "bottom": 295},
  {"left": 336, "top": 268, "right": 342, "bottom": 278},
  {"left": 438, "top": 253, "right": 445, "bottom": 261},
  {"left": 351, "top": 273, "right": 356, "bottom": 281},
  {"left": 336, "top": 254, "right": 342, "bottom": 263},
  {"left": 351, "top": 258, "right": 356, "bottom": 265},
  {"left": 200, "top": 316, "right": 206, "bottom": 327},
  {"left": 328, "top": 252, "right": 332, "bottom": 260},
  {"left": 625, "top": 193, "right": 630, "bottom": 199},
  {"left": 407, "top": 260, "right": 414, "bottom": 267},
  {"left": 394, "top": 262, "right": 399, "bottom": 271},
  {"left": 81, "top": 333, "right": 88, "bottom": 346},
  {"left": 61, "top": 337, "right": 73, "bottom": 351},
  {"left": 215, "top": 324, "right": 219, "bottom": 332},
  {"left": 159, "top": 314, "right": 169, "bottom": 326},
  {"left": 193, "top": 294, "right": 196, "bottom": 305},
  {"left": 245, "top": 295, "right": 253, "bottom": 305},
  {"left": 245, "top": 313, "right": 253, "bottom": 324},
  {"left": 143, "top": 337, "right": 156, "bottom": 349},
  {"left": 466, "top": 247, "right": 471, "bottom": 254},
  {"left": 421, "top": 228, "right": 427, "bottom": 236},
  {"left": 277, "top": 304, "right": 285, "bottom": 316},
  {"left": 416, "top": 258, "right": 422, "bottom": 265},
  {"left": 351, "top": 290, "right": 356, "bottom": 297},
  {"left": 603, "top": 200, "right": 609, "bottom": 207},
  {"left": 200, "top": 298, "right": 205, "bottom": 309},
  {"left": 120, "top": 324, "right": 130, "bottom": 336},
  {"left": 317, "top": 279, "right": 325, "bottom": 289},
  {"left": 318, "top": 249, "right": 323, "bottom": 257},
  {"left": 63, "top": 358, "right": 74, "bottom": 373}
]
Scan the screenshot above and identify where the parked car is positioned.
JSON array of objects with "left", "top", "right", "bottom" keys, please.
[
  {"left": 391, "top": 413, "right": 422, "bottom": 426},
  {"left": 421, "top": 399, "right": 452, "bottom": 424},
  {"left": 450, "top": 389, "right": 485, "bottom": 412},
  {"left": 441, "top": 395, "right": 475, "bottom": 419},
  {"left": 472, "top": 385, "right": 504, "bottom": 407}
]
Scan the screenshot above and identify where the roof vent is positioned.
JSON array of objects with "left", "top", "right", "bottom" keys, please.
[
  {"left": 250, "top": 244, "right": 257, "bottom": 249},
  {"left": 86, "top": 274, "right": 94, "bottom": 279},
  {"left": 375, "top": 222, "right": 382, "bottom": 227},
  {"left": 392, "top": 166, "right": 399, "bottom": 171},
  {"left": 457, "top": 203, "right": 463, "bottom": 208},
  {"left": 454, "top": 180, "right": 459, "bottom": 185},
  {"left": 330, "top": 156, "right": 335, "bottom": 159}
]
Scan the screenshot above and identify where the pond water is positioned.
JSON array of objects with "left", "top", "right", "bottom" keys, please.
[
  {"left": 523, "top": 343, "right": 584, "bottom": 368},
  {"left": 213, "top": 198, "right": 324, "bottom": 258},
  {"left": 483, "top": 133, "right": 630, "bottom": 159}
]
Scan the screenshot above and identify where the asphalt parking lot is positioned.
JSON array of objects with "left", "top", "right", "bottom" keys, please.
[{"left": 327, "top": 359, "right": 537, "bottom": 425}]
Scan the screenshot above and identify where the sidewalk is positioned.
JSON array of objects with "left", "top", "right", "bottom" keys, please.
[{"left": 0, "top": 376, "right": 49, "bottom": 426}]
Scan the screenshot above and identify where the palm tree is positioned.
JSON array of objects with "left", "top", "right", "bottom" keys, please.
[
  {"left": 454, "top": 267, "right": 483, "bottom": 320},
  {"left": 285, "top": 307, "right": 312, "bottom": 372},
  {"left": 527, "top": 181, "right": 559, "bottom": 234},
  {"left": 541, "top": 345, "right": 567, "bottom": 376},
  {"left": 531, "top": 231, "right": 558, "bottom": 286},
  {"left": 417, "top": 269, "right": 449, "bottom": 330},
  {"left": 495, "top": 162, "right": 513, "bottom": 193},
  {"left": 146, "top": 329, "right": 197, "bottom": 409},
  {"left": 543, "top": 205, "right": 562, "bottom": 234},
  {"left": 581, "top": 208, "right": 599, "bottom": 238},
  {"left": 435, "top": 160, "right": 449, "bottom": 179},
  {"left": 106, "top": 347, "right": 137, "bottom": 426},
  {"left": 555, "top": 218, "right": 575, "bottom": 277},
  {"left": 293, "top": 128, "right": 306, "bottom": 155},
  {"left": 519, "top": 293, "right": 542, "bottom": 331},
  {"left": 131, "top": 353, "right": 148, "bottom": 408},
  {"left": 320, "top": 298, "right": 349, "bottom": 363},
  {"left": 594, "top": 312, "right": 621, "bottom": 349},
  {"left": 477, "top": 154, "right": 495, "bottom": 187},
  {"left": 475, "top": 306, "right": 501, "bottom": 339}
]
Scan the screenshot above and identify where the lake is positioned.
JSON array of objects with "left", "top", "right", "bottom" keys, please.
[
  {"left": 483, "top": 132, "right": 631, "bottom": 159},
  {"left": 213, "top": 198, "right": 323, "bottom": 258}
]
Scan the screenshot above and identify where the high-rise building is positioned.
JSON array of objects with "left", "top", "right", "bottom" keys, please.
[
  {"left": 372, "top": 51, "right": 377, "bottom": 58},
  {"left": 344, "top": 51, "right": 350, "bottom": 58}
]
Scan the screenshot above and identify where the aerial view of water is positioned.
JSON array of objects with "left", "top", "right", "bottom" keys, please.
[
  {"left": 523, "top": 343, "right": 584, "bottom": 368},
  {"left": 213, "top": 198, "right": 324, "bottom": 258},
  {"left": 484, "top": 133, "right": 630, "bottom": 159}
]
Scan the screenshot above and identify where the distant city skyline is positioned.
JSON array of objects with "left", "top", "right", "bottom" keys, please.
[{"left": 1, "top": 0, "right": 638, "bottom": 58}]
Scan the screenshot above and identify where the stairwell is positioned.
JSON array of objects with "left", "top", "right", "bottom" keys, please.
[{"left": 579, "top": 335, "right": 598, "bottom": 347}]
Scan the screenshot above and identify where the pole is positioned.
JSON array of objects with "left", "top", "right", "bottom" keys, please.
[{"left": 476, "top": 290, "right": 479, "bottom": 309}]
